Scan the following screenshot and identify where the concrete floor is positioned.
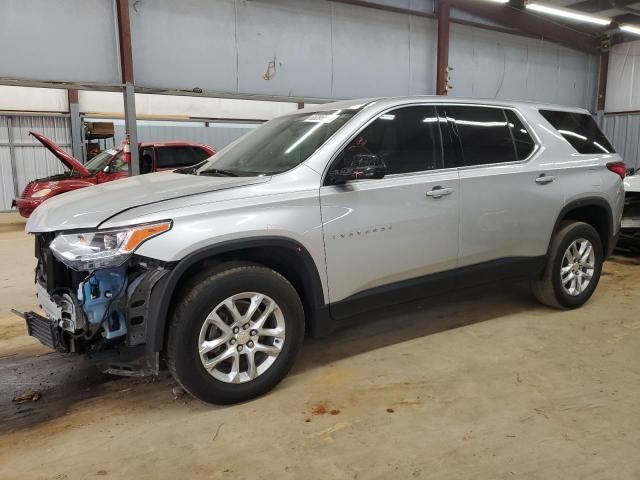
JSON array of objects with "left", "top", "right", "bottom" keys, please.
[{"left": 0, "top": 211, "right": 639, "bottom": 480}]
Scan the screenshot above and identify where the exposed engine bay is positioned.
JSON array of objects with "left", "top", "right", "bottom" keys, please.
[{"left": 14, "top": 232, "right": 169, "bottom": 376}]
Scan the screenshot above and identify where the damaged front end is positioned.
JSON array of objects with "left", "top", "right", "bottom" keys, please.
[{"left": 14, "top": 222, "right": 172, "bottom": 376}]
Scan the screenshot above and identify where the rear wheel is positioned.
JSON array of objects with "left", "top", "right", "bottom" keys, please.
[
  {"left": 166, "top": 263, "right": 305, "bottom": 404},
  {"left": 532, "top": 221, "right": 603, "bottom": 309}
]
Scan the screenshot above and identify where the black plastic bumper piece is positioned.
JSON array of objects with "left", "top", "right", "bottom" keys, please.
[{"left": 12, "top": 309, "right": 67, "bottom": 352}]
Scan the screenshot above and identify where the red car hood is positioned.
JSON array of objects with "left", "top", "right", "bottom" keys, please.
[{"left": 30, "top": 131, "right": 90, "bottom": 177}]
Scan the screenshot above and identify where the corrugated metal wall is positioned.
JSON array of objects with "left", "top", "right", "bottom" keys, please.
[
  {"left": 0, "top": 115, "right": 71, "bottom": 211},
  {"left": 602, "top": 113, "right": 640, "bottom": 171}
]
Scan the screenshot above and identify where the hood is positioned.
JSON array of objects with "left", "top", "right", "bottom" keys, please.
[
  {"left": 30, "top": 131, "right": 90, "bottom": 177},
  {"left": 26, "top": 171, "right": 269, "bottom": 232}
]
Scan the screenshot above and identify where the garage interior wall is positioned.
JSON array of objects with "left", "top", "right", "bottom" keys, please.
[
  {"left": 599, "top": 40, "right": 640, "bottom": 170},
  {"left": 0, "top": 0, "right": 608, "bottom": 211}
]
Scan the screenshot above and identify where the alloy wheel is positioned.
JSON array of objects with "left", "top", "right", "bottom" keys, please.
[
  {"left": 198, "top": 292, "right": 286, "bottom": 384},
  {"left": 560, "top": 238, "right": 595, "bottom": 296}
]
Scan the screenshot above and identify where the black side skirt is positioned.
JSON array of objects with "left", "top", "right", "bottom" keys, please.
[{"left": 329, "top": 256, "right": 547, "bottom": 321}]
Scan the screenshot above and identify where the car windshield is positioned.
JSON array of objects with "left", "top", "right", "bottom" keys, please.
[
  {"left": 192, "top": 108, "right": 361, "bottom": 177},
  {"left": 85, "top": 148, "right": 123, "bottom": 174}
]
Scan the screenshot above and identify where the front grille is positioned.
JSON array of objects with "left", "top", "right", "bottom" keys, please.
[{"left": 34, "top": 233, "right": 86, "bottom": 294}]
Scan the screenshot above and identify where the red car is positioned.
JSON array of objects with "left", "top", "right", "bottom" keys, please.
[{"left": 13, "top": 132, "right": 216, "bottom": 218}]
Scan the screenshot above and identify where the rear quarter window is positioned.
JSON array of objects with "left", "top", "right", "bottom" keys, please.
[{"left": 539, "top": 109, "right": 615, "bottom": 154}]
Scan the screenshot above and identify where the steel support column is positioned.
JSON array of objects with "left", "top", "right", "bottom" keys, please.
[
  {"left": 597, "top": 51, "right": 609, "bottom": 113},
  {"left": 67, "top": 90, "right": 84, "bottom": 162},
  {"left": 6, "top": 117, "right": 19, "bottom": 199},
  {"left": 436, "top": 1, "right": 450, "bottom": 96},
  {"left": 116, "top": 0, "right": 139, "bottom": 175}
]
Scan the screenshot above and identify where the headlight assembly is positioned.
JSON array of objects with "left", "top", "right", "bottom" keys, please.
[
  {"left": 49, "top": 221, "right": 172, "bottom": 271},
  {"left": 31, "top": 188, "right": 52, "bottom": 198}
]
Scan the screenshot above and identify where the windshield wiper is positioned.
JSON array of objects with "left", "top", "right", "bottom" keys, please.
[{"left": 198, "top": 168, "right": 239, "bottom": 177}]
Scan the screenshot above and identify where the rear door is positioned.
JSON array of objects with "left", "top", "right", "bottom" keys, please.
[
  {"left": 320, "top": 105, "right": 460, "bottom": 307},
  {"left": 439, "top": 105, "right": 563, "bottom": 266}
]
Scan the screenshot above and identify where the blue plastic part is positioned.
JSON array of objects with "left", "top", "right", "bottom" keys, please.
[{"left": 78, "top": 267, "right": 127, "bottom": 339}]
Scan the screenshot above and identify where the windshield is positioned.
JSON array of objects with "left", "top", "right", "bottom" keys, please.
[
  {"left": 84, "top": 148, "right": 127, "bottom": 174},
  {"left": 193, "top": 109, "right": 361, "bottom": 176}
]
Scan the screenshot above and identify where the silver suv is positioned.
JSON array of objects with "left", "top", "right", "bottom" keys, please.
[{"left": 18, "top": 97, "right": 625, "bottom": 404}]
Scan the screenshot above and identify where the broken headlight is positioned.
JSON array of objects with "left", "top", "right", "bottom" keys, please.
[{"left": 49, "top": 221, "right": 172, "bottom": 271}]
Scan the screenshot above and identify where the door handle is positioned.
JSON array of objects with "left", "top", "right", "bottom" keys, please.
[
  {"left": 426, "top": 186, "right": 454, "bottom": 198},
  {"left": 535, "top": 174, "right": 556, "bottom": 185}
]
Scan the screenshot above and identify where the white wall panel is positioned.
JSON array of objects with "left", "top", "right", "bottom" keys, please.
[
  {"left": 602, "top": 113, "right": 640, "bottom": 170},
  {"left": 236, "top": 0, "right": 333, "bottom": 98},
  {"left": 130, "top": 0, "right": 238, "bottom": 93},
  {"left": 449, "top": 24, "right": 598, "bottom": 110},
  {"left": 0, "top": 0, "right": 119, "bottom": 84},
  {"left": 0, "top": 87, "right": 68, "bottom": 113},
  {"left": 111, "top": 121, "right": 257, "bottom": 151},
  {"left": 79, "top": 91, "right": 299, "bottom": 120},
  {"left": 605, "top": 41, "right": 640, "bottom": 113},
  {"left": 129, "top": 0, "right": 438, "bottom": 100}
]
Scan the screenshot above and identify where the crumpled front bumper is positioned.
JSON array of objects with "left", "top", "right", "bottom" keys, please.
[{"left": 13, "top": 251, "right": 171, "bottom": 376}]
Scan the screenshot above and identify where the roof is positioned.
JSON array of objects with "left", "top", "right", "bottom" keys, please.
[{"left": 304, "top": 96, "right": 590, "bottom": 114}]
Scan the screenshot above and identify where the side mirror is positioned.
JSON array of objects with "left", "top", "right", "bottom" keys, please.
[{"left": 329, "top": 153, "right": 386, "bottom": 185}]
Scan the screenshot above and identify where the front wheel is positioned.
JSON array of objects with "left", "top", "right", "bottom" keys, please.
[
  {"left": 166, "top": 263, "right": 305, "bottom": 404},
  {"left": 532, "top": 221, "right": 604, "bottom": 309}
]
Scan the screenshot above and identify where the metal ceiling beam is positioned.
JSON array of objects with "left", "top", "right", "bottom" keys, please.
[{"left": 447, "top": 0, "right": 602, "bottom": 54}]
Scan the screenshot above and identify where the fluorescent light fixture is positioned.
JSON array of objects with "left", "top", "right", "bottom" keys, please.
[
  {"left": 621, "top": 24, "right": 640, "bottom": 36},
  {"left": 485, "top": 0, "right": 510, "bottom": 3},
  {"left": 526, "top": 3, "right": 611, "bottom": 26}
]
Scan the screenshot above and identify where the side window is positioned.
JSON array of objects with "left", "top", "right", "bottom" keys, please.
[
  {"left": 156, "top": 146, "right": 207, "bottom": 169},
  {"left": 504, "top": 109, "right": 536, "bottom": 160},
  {"left": 539, "top": 109, "right": 615, "bottom": 154},
  {"left": 338, "top": 105, "right": 443, "bottom": 175},
  {"left": 445, "top": 106, "right": 516, "bottom": 166}
]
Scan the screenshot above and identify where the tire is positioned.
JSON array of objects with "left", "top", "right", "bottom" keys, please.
[
  {"left": 532, "top": 221, "right": 604, "bottom": 309},
  {"left": 166, "top": 262, "right": 305, "bottom": 404}
]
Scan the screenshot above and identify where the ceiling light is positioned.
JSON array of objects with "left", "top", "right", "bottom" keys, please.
[
  {"left": 526, "top": 3, "right": 611, "bottom": 26},
  {"left": 621, "top": 24, "right": 640, "bottom": 36},
  {"left": 485, "top": 0, "right": 510, "bottom": 3}
]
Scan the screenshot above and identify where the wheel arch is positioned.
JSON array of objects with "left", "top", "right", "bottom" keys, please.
[
  {"left": 147, "top": 237, "right": 330, "bottom": 353},
  {"left": 552, "top": 197, "right": 614, "bottom": 257}
]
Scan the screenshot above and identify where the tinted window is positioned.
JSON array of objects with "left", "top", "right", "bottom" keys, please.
[
  {"left": 505, "top": 110, "right": 536, "bottom": 160},
  {"left": 539, "top": 110, "right": 615, "bottom": 154},
  {"left": 156, "top": 146, "right": 211, "bottom": 169},
  {"left": 337, "top": 106, "right": 443, "bottom": 175},
  {"left": 444, "top": 106, "right": 516, "bottom": 166}
]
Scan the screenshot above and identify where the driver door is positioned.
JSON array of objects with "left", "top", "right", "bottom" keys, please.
[{"left": 320, "top": 105, "right": 460, "bottom": 314}]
